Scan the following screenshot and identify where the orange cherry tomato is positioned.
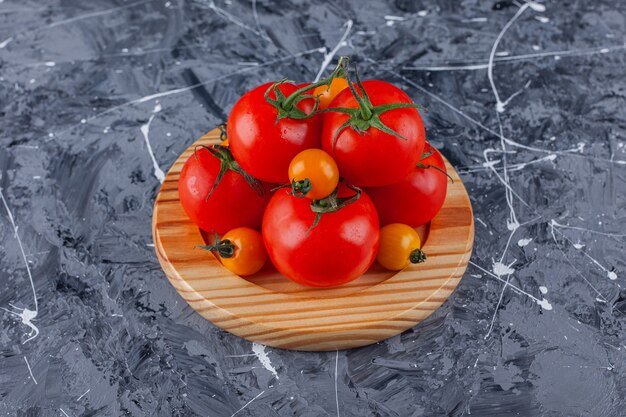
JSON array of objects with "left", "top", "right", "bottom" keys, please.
[
  {"left": 200, "top": 227, "right": 267, "bottom": 276},
  {"left": 288, "top": 149, "right": 339, "bottom": 200},
  {"left": 313, "top": 77, "right": 349, "bottom": 109},
  {"left": 376, "top": 223, "right": 426, "bottom": 271}
]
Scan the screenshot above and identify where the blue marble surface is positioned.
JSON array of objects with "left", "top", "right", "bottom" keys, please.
[{"left": 0, "top": 0, "right": 625, "bottom": 416}]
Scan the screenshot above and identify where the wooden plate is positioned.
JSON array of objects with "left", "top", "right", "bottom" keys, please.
[{"left": 152, "top": 128, "right": 474, "bottom": 351}]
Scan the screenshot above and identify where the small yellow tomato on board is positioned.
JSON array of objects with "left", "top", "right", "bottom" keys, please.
[
  {"left": 377, "top": 223, "right": 427, "bottom": 271},
  {"left": 200, "top": 227, "right": 267, "bottom": 276},
  {"left": 313, "top": 77, "right": 349, "bottom": 110},
  {"left": 288, "top": 149, "right": 339, "bottom": 200}
]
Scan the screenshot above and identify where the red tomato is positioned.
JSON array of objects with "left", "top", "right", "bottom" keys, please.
[
  {"left": 321, "top": 80, "right": 426, "bottom": 187},
  {"left": 228, "top": 82, "right": 321, "bottom": 183},
  {"left": 178, "top": 145, "right": 271, "bottom": 235},
  {"left": 367, "top": 143, "right": 449, "bottom": 227},
  {"left": 262, "top": 184, "right": 380, "bottom": 287}
]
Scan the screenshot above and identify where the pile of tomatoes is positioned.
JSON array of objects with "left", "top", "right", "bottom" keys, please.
[{"left": 178, "top": 57, "right": 450, "bottom": 288}]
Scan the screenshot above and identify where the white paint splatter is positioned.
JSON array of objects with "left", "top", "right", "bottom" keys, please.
[
  {"left": 24, "top": 356, "right": 37, "bottom": 384},
  {"left": 252, "top": 342, "right": 278, "bottom": 378},
  {"left": 534, "top": 15, "right": 550, "bottom": 23},
  {"left": 608, "top": 271, "right": 617, "bottom": 280},
  {"left": 539, "top": 286, "right": 548, "bottom": 294},
  {"left": 517, "top": 238, "right": 532, "bottom": 247},
  {"left": 404, "top": 44, "right": 626, "bottom": 73},
  {"left": 384, "top": 15, "right": 405, "bottom": 21},
  {"left": 417, "top": 10, "right": 428, "bottom": 17},
  {"left": 573, "top": 242, "right": 585, "bottom": 249},
  {"left": 471, "top": 261, "right": 553, "bottom": 311},
  {"left": 0, "top": 187, "right": 39, "bottom": 343},
  {"left": 528, "top": 2, "right": 546, "bottom": 12},
  {"left": 140, "top": 103, "right": 165, "bottom": 183},
  {"left": 47, "top": 0, "right": 150, "bottom": 29},
  {"left": 314, "top": 20, "right": 353, "bottom": 82},
  {"left": 493, "top": 260, "right": 516, "bottom": 277},
  {"left": 487, "top": 2, "right": 542, "bottom": 112},
  {"left": 52, "top": 47, "right": 325, "bottom": 140},
  {"left": 77, "top": 388, "right": 90, "bottom": 401},
  {"left": 0, "top": 37, "right": 13, "bottom": 48},
  {"left": 231, "top": 390, "right": 265, "bottom": 417},
  {"left": 206, "top": 0, "right": 264, "bottom": 38}
]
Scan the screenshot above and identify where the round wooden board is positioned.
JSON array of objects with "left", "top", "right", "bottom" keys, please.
[{"left": 152, "top": 128, "right": 474, "bottom": 351}]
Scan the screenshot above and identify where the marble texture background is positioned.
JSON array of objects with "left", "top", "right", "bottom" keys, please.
[{"left": 1, "top": 0, "right": 625, "bottom": 416}]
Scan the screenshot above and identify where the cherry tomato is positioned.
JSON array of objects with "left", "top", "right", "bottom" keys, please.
[
  {"left": 367, "top": 143, "right": 449, "bottom": 227},
  {"left": 288, "top": 149, "right": 339, "bottom": 200},
  {"left": 321, "top": 80, "right": 426, "bottom": 187},
  {"left": 377, "top": 223, "right": 426, "bottom": 271},
  {"left": 178, "top": 145, "right": 271, "bottom": 235},
  {"left": 228, "top": 82, "right": 321, "bottom": 183},
  {"left": 262, "top": 184, "right": 380, "bottom": 287},
  {"left": 200, "top": 227, "right": 267, "bottom": 276},
  {"left": 313, "top": 77, "right": 349, "bottom": 110}
]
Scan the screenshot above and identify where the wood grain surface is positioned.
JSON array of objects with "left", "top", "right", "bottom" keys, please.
[{"left": 152, "top": 128, "right": 474, "bottom": 351}]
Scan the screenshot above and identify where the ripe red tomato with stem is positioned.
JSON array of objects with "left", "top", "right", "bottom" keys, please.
[
  {"left": 321, "top": 71, "right": 426, "bottom": 187},
  {"left": 178, "top": 145, "right": 271, "bottom": 235},
  {"left": 262, "top": 184, "right": 380, "bottom": 287},
  {"left": 228, "top": 57, "right": 349, "bottom": 183},
  {"left": 367, "top": 143, "right": 451, "bottom": 227}
]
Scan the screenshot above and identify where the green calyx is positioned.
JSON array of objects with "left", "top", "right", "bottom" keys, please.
[
  {"left": 324, "top": 65, "right": 420, "bottom": 152},
  {"left": 308, "top": 184, "right": 361, "bottom": 231},
  {"left": 416, "top": 149, "right": 454, "bottom": 183},
  {"left": 409, "top": 248, "right": 427, "bottom": 264},
  {"left": 195, "top": 144, "right": 264, "bottom": 200},
  {"left": 264, "top": 56, "right": 350, "bottom": 122},
  {"left": 198, "top": 236, "right": 235, "bottom": 259},
  {"left": 291, "top": 178, "right": 312, "bottom": 198}
]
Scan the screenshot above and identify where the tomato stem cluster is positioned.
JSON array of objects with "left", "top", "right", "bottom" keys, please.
[
  {"left": 291, "top": 178, "right": 313, "bottom": 198},
  {"left": 417, "top": 149, "right": 454, "bottom": 183},
  {"left": 198, "top": 236, "right": 236, "bottom": 259},
  {"left": 196, "top": 145, "right": 264, "bottom": 200},
  {"left": 308, "top": 184, "right": 361, "bottom": 231},
  {"left": 265, "top": 56, "right": 350, "bottom": 122},
  {"left": 325, "top": 66, "right": 420, "bottom": 151},
  {"left": 409, "top": 248, "right": 427, "bottom": 264}
]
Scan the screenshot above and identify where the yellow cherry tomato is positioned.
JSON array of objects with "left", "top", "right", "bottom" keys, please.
[
  {"left": 288, "top": 149, "right": 339, "bottom": 200},
  {"left": 377, "top": 223, "right": 427, "bottom": 271},
  {"left": 201, "top": 227, "right": 267, "bottom": 276},
  {"left": 313, "top": 77, "right": 349, "bottom": 110}
]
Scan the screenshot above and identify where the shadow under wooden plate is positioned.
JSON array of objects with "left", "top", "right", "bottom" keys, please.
[{"left": 152, "top": 128, "right": 474, "bottom": 351}]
